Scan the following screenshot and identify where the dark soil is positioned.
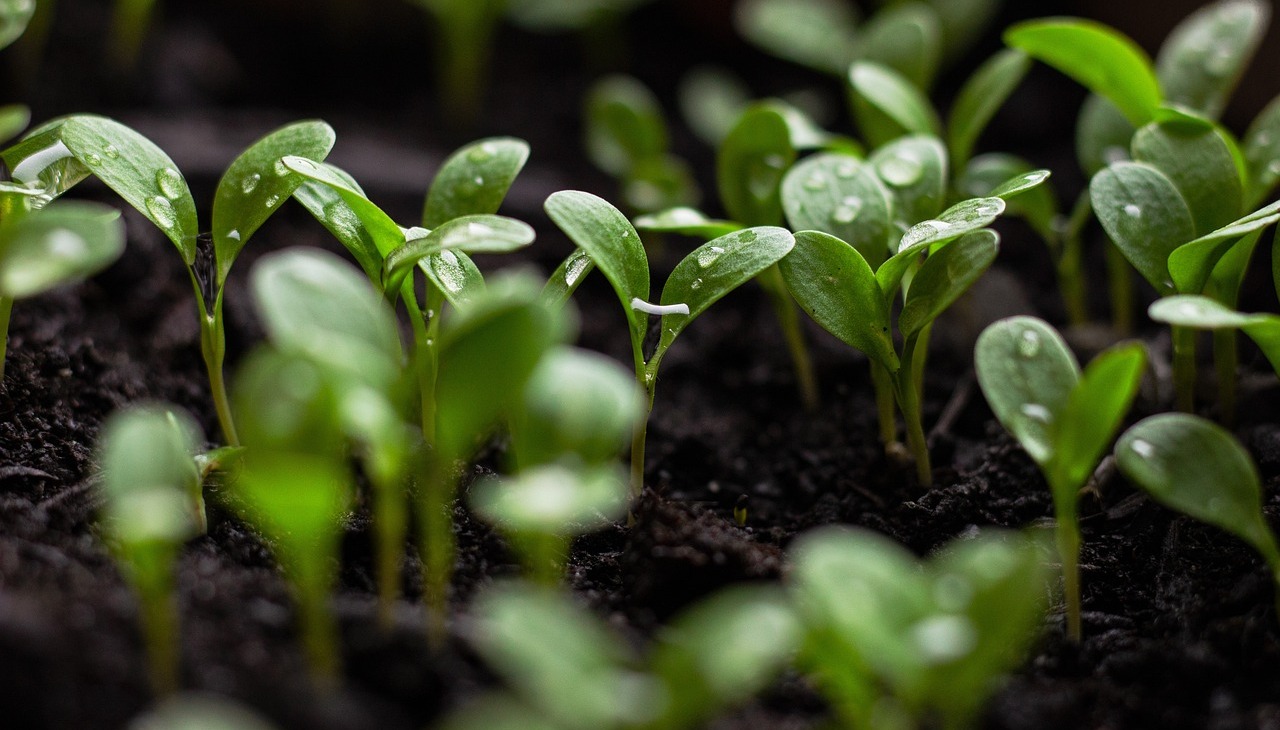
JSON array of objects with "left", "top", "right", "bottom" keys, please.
[{"left": 4, "top": 1, "right": 1280, "bottom": 728}]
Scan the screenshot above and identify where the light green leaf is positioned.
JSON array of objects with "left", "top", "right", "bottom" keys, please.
[
  {"left": 1090, "top": 161, "right": 1196, "bottom": 293},
  {"left": 472, "top": 463, "right": 628, "bottom": 536},
  {"left": 284, "top": 156, "right": 405, "bottom": 258},
  {"left": 1131, "top": 118, "right": 1242, "bottom": 237},
  {"left": 1005, "top": 19, "right": 1162, "bottom": 127},
  {"left": 958, "top": 155, "right": 1057, "bottom": 240},
  {"left": 0, "top": 104, "right": 29, "bottom": 146},
  {"left": 1116, "top": 413, "right": 1280, "bottom": 567},
  {"left": 898, "top": 229, "right": 999, "bottom": 337},
  {"left": 1049, "top": 343, "right": 1146, "bottom": 494},
  {"left": 1149, "top": 295, "right": 1280, "bottom": 374},
  {"left": 858, "top": 2, "right": 941, "bottom": 90},
  {"left": 717, "top": 104, "right": 796, "bottom": 227},
  {"left": 849, "top": 62, "right": 942, "bottom": 149},
  {"left": 869, "top": 135, "right": 948, "bottom": 226},
  {"left": 541, "top": 250, "right": 594, "bottom": 308},
  {"left": 1075, "top": 94, "right": 1136, "bottom": 176},
  {"left": 656, "top": 226, "right": 794, "bottom": 354},
  {"left": 876, "top": 198, "right": 1004, "bottom": 297},
  {"left": 382, "top": 214, "right": 534, "bottom": 293},
  {"left": 212, "top": 121, "right": 335, "bottom": 284},
  {"left": 734, "top": 0, "right": 858, "bottom": 75},
  {"left": 779, "top": 230, "right": 897, "bottom": 371},
  {"left": 948, "top": 49, "right": 1032, "bottom": 169},
  {"left": 423, "top": 137, "right": 530, "bottom": 228},
  {"left": 58, "top": 116, "right": 200, "bottom": 263},
  {"left": 1155, "top": 0, "right": 1268, "bottom": 119},
  {"left": 98, "top": 403, "right": 203, "bottom": 545},
  {"left": 420, "top": 250, "right": 486, "bottom": 309},
  {"left": 0, "top": 0, "right": 35, "bottom": 50},
  {"left": 585, "top": 75, "right": 667, "bottom": 176},
  {"left": 291, "top": 169, "right": 383, "bottom": 282},
  {"left": 1243, "top": 94, "right": 1280, "bottom": 207},
  {"left": 0, "top": 201, "right": 125, "bottom": 298},
  {"left": 232, "top": 351, "right": 345, "bottom": 454},
  {"left": 781, "top": 153, "right": 895, "bottom": 268},
  {"left": 974, "top": 316, "right": 1080, "bottom": 465},
  {"left": 632, "top": 207, "right": 741, "bottom": 240},
  {"left": 1168, "top": 200, "right": 1280, "bottom": 294}
]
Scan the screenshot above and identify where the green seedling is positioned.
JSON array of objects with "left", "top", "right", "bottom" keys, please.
[
  {"left": 545, "top": 189, "right": 794, "bottom": 496},
  {"left": 1115, "top": 413, "right": 1280, "bottom": 614},
  {"left": 975, "top": 316, "right": 1146, "bottom": 641},
  {"left": 443, "top": 580, "right": 799, "bottom": 730},
  {"left": 790, "top": 526, "right": 1049, "bottom": 730},
  {"left": 96, "top": 403, "right": 204, "bottom": 695},
  {"left": 0, "top": 116, "right": 337, "bottom": 445},
  {"left": 0, "top": 200, "right": 125, "bottom": 379},
  {"left": 584, "top": 75, "right": 699, "bottom": 214},
  {"left": 1149, "top": 295, "right": 1280, "bottom": 380}
]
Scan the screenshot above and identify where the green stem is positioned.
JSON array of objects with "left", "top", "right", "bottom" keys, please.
[
  {"left": 1213, "top": 329, "right": 1238, "bottom": 427},
  {"left": 1056, "top": 192, "right": 1092, "bottom": 328},
  {"left": 128, "top": 543, "right": 180, "bottom": 695},
  {"left": 759, "top": 265, "right": 819, "bottom": 411},
  {"left": 523, "top": 532, "right": 569, "bottom": 586},
  {"left": 199, "top": 302, "right": 239, "bottom": 447},
  {"left": 870, "top": 361, "right": 898, "bottom": 447},
  {"left": 297, "top": 568, "right": 340, "bottom": 682},
  {"left": 411, "top": 308, "right": 439, "bottom": 446},
  {"left": 895, "top": 334, "right": 931, "bottom": 488},
  {"left": 631, "top": 365, "right": 657, "bottom": 499},
  {"left": 0, "top": 295, "right": 12, "bottom": 382},
  {"left": 1172, "top": 324, "right": 1196, "bottom": 413},
  {"left": 1106, "top": 243, "right": 1134, "bottom": 335},
  {"left": 372, "top": 468, "right": 407, "bottom": 630},
  {"left": 1053, "top": 495, "right": 1083, "bottom": 642},
  {"left": 431, "top": 0, "right": 502, "bottom": 126},
  {"left": 419, "top": 455, "right": 456, "bottom": 648}
]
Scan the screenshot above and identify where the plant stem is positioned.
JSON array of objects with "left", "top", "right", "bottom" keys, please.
[
  {"left": 1056, "top": 192, "right": 1092, "bottom": 328},
  {"left": 1172, "top": 324, "right": 1196, "bottom": 413},
  {"left": 127, "top": 543, "right": 180, "bottom": 695},
  {"left": 411, "top": 308, "right": 439, "bottom": 446},
  {"left": 759, "top": 265, "right": 819, "bottom": 411},
  {"left": 1053, "top": 497, "right": 1083, "bottom": 642},
  {"left": 1106, "top": 243, "right": 1134, "bottom": 335},
  {"left": 199, "top": 309, "right": 239, "bottom": 448},
  {"left": 1213, "top": 329, "right": 1238, "bottom": 427},
  {"left": 630, "top": 365, "right": 657, "bottom": 498},
  {"left": 896, "top": 334, "right": 931, "bottom": 488},
  {"left": 871, "top": 362, "right": 898, "bottom": 447},
  {"left": 419, "top": 455, "right": 455, "bottom": 648},
  {"left": 297, "top": 567, "right": 340, "bottom": 682},
  {"left": 372, "top": 468, "right": 407, "bottom": 630},
  {"left": 0, "top": 295, "right": 11, "bottom": 382}
]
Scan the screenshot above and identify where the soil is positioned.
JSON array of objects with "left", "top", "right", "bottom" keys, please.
[{"left": 4, "top": 1, "right": 1280, "bottom": 728}]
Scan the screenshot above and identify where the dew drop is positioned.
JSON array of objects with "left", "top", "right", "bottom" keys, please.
[
  {"left": 900, "top": 220, "right": 950, "bottom": 248},
  {"left": 836, "top": 161, "right": 858, "bottom": 179},
  {"left": 763, "top": 154, "right": 786, "bottom": 169},
  {"left": 737, "top": 229, "right": 757, "bottom": 243},
  {"left": 102, "top": 144, "right": 120, "bottom": 160},
  {"left": 1123, "top": 203, "right": 1142, "bottom": 218},
  {"left": 876, "top": 154, "right": 923, "bottom": 186},
  {"left": 47, "top": 229, "right": 88, "bottom": 259},
  {"left": 433, "top": 250, "right": 466, "bottom": 293},
  {"left": 564, "top": 252, "right": 590, "bottom": 287},
  {"left": 690, "top": 278, "right": 702, "bottom": 290},
  {"left": 473, "top": 175, "right": 484, "bottom": 187},
  {"left": 1020, "top": 403, "right": 1053, "bottom": 424},
  {"left": 621, "top": 230, "right": 631, "bottom": 238},
  {"left": 264, "top": 194, "right": 281, "bottom": 209},
  {"left": 1268, "top": 160, "right": 1280, "bottom": 176},
  {"left": 803, "top": 174, "right": 826, "bottom": 191},
  {"left": 696, "top": 246, "right": 725, "bottom": 268},
  {"left": 155, "top": 167, "right": 183, "bottom": 199},
  {"left": 227, "top": 229, "right": 241, "bottom": 242},
  {"left": 832, "top": 205, "right": 858, "bottom": 224},
  {"left": 1131, "top": 439, "right": 1155, "bottom": 458},
  {"left": 467, "top": 221, "right": 494, "bottom": 237},
  {"left": 1017, "top": 329, "right": 1041, "bottom": 357},
  {"left": 467, "top": 144, "right": 494, "bottom": 163},
  {"left": 84, "top": 153, "right": 102, "bottom": 166},
  {"left": 145, "top": 196, "right": 177, "bottom": 230},
  {"left": 241, "top": 173, "right": 261, "bottom": 194},
  {"left": 911, "top": 615, "right": 977, "bottom": 664},
  {"left": 273, "top": 158, "right": 290, "bottom": 176},
  {"left": 1257, "top": 131, "right": 1273, "bottom": 146},
  {"left": 1205, "top": 47, "right": 1234, "bottom": 77}
]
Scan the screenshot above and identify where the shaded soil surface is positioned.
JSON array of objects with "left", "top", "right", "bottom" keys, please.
[{"left": 4, "top": 1, "right": 1280, "bottom": 728}]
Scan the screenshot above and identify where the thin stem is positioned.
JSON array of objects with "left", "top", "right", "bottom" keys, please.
[
  {"left": 419, "top": 455, "right": 456, "bottom": 648},
  {"left": 127, "top": 543, "right": 180, "bottom": 695},
  {"left": 1056, "top": 192, "right": 1093, "bottom": 328},
  {"left": 411, "top": 308, "right": 439, "bottom": 446},
  {"left": 895, "top": 334, "right": 931, "bottom": 488},
  {"left": 1053, "top": 495, "right": 1083, "bottom": 642},
  {"left": 1172, "top": 324, "right": 1196, "bottom": 413},
  {"left": 870, "top": 361, "right": 898, "bottom": 447},
  {"left": 0, "top": 295, "right": 12, "bottom": 382},
  {"left": 759, "top": 265, "right": 819, "bottom": 411},
  {"left": 1213, "top": 329, "right": 1238, "bottom": 428},
  {"left": 199, "top": 309, "right": 239, "bottom": 448},
  {"left": 297, "top": 569, "right": 340, "bottom": 682},
  {"left": 630, "top": 365, "right": 657, "bottom": 499},
  {"left": 1105, "top": 243, "right": 1134, "bottom": 335},
  {"left": 372, "top": 467, "right": 407, "bottom": 630}
]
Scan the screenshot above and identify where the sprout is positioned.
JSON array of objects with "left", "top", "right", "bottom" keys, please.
[{"left": 975, "top": 316, "right": 1146, "bottom": 640}]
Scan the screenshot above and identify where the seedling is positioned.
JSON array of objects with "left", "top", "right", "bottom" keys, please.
[
  {"left": 96, "top": 403, "right": 204, "bottom": 695},
  {"left": 0, "top": 200, "right": 124, "bottom": 379},
  {"left": 444, "top": 580, "right": 799, "bottom": 730},
  {"left": 1148, "top": 295, "right": 1280, "bottom": 380},
  {"left": 545, "top": 189, "right": 794, "bottom": 496},
  {"left": 0, "top": 117, "right": 337, "bottom": 445},
  {"left": 975, "top": 316, "right": 1146, "bottom": 641},
  {"left": 789, "top": 526, "right": 1049, "bottom": 730},
  {"left": 1115, "top": 413, "right": 1280, "bottom": 614}
]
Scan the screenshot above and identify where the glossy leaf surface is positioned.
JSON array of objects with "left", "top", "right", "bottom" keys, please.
[
  {"left": 1090, "top": 161, "right": 1196, "bottom": 293},
  {"left": 1155, "top": 0, "right": 1268, "bottom": 119},
  {"left": 849, "top": 62, "right": 941, "bottom": 149},
  {"left": 781, "top": 154, "right": 895, "bottom": 268},
  {"left": 423, "top": 137, "right": 529, "bottom": 228},
  {"left": 1131, "top": 119, "right": 1241, "bottom": 237},
  {"left": 869, "top": 135, "right": 947, "bottom": 227},
  {"left": 717, "top": 104, "right": 795, "bottom": 227},
  {"left": 898, "top": 229, "right": 999, "bottom": 337}
]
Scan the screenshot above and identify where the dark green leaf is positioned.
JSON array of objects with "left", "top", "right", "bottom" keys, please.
[
  {"left": 848, "top": 62, "right": 941, "bottom": 149},
  {"left": 948, "top": 49, "right": 1031, "bottom": 169},
  {"left": 292, "top": 170, "right": 383, "bottom": 283},
  {"left": 585, "top": 75, "right": 667, "bottom": 176},
  {"left": 1155, "top": 0, "right": 1268, "bottom": 119},
  {"left": 284, "top": 156, "right": 405, "bottom": 259},
  {"left": 717, "top": 104, "right": 795, "bottom": 227},
  {"left": 1049, "top": 343, "right": 1146, "bottom": 494},
  {"left": 858, "top": 2, "right": 941, "bottom": 90},
  {"left": 1168, "top": 200, "right": 1280, "bottom": 294},
  {"left": 420, "top": 250, "right": 486, "bottom": 309},
  {"left": 958, "top": 155, "right": 1057, "bottom": 240},
  {"left": 212, "top": 121, "right": 335, "bottom": 284},
  {"left": 898, "top": 229, "right": 999, "bottom": 337},
  {"left": 974, "top": 316, "right": 1080, "bottom": 466},
  {"left": 1005, "top": 19, "right": 1162, "bottom": 127},
  {"left": 0, "top": 104, "right": 29, "bottom": 146},
  {"left": 1090, "top": 161, "right": 1196, "bottom": 293},
  {"left": 423, "top": 138, "right": 530, "bottom": 229},
  {"left": 632, "top": 207, "right": 741, "bottom": 240},
  {"left": 0, "top": 0, "right": 35, "bottom": 50},
  {"left": 541, "top": 250, "right": 595, "bottom": 308},
  {"left": 1242, "top": 94, "right": 1280, "bottom": 207},
  {"left": 781, "top": 153, "right": 895, "bottom": 268},
  {"left": 0, "top": 201, "right": 125, "bottom": 299},
  {"left": 876, "top": 197, "right": 1004, "bottom": 296},
  {"left": 734, "top": 0, "right": 857, "bottom": 75},
  {"left": 779, "top": 230, "right": 897, "bottom": 370},
  {"left": 869, "top": 135, "right": 948, "bottom": 226},
  {"left": 382, "top": 214, "right": 534, "bottom": 293},
  {"left": 1131, "top": 119, "right": 1242, "bottom": 237}
]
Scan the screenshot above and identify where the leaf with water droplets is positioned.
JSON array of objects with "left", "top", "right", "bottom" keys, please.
[
  {"left": 1090, "top": 161, "right": 1196, "bottom": 294},
  {"left": 420, "top": 250, "right": 486, "bottom": 309},
  {"left": 291, "top": 167, "right": 382, "bottom": 283},
  {"left": 1148, "top": 295, "right": 1280, "bottom": 375},
  {"left": 875, "top": 197, "right": 1003, "bottom": 297},
  {"left": 656, "top": 227, "right": 794, "bottom": 355},
  {"left": 632, "top": 207, "right": 741, "bottom": 240},
  {"left": 733, "top": 0, "right": 857, "bottom": 76},
  {"left": 1155, "top": 0, "right": 1268, "bottom": 120},
  {"left": 1049, "top": 342, "right": 1146, "bottom": 495},
  {"left": 1131, "top": 117, "right": 1241, "bottom": 238},
  {"left": 423, "top": 137, "right": 529, "bottom": 228},
  {"left": 781, "top": 154, "right": 895, "bottom": 268},
  {"left": 585, "top": 75, "right": 668, "bottom": 177},
  {"left": 778, "top": 230, "right": 897, "bottom": 371},
  {"left": 958, "top": 155, "right": 1058, "bottom": 241},
  {"left": 717, "top": 103, "right": 796, "bottom": 227},
  {"left": 541, "top": 250, "right": 595, "bottom": 308},
  {"left": 212, "top": 121, "right": 335, "bottom": 285},
  {"left": 57, "top": 116, "right": 199, "bottom": 263},
  {"left": 974, "top": 316, "right": 1079, "bottom": 466},
  {"left": 1005, "top": 19, "right": 1161, "bottom": 127},
  {"left": 858, "top": 2, "right": 941, "bottom": 90},
  {"left": 869, "top": 135, "right": 947, "bottom": 227},
  {"left": 0, "top": 201, "right": 125, "bottom": 298},
  {"left": 898, "top": 229, "right": 999, "bottom": 338},
  {"left": 1167, "top": 199, "right": 1280, "bottom": 294},
  {"left": 848, "top": 62, "right": 941, "bottom": 150},
  {"left": 948, "top": 49, "right": 1032, "bottom": 169},
  {"left": 1242, "top": 95, "right": 1280, "bottom": 207},
  {"left": 1116, "top": 413, "right": 1280, "bottom": 569},
  {"left": 284, "top": 156, "right": 404, "bottom": 260},
  {"left": 0, "top": 0, "right": 35, "bottom": 51},
  {"left": 382, "top": 214, "right": 534, "bottom": 294}
]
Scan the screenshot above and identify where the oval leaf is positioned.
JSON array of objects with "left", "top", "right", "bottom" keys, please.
[
  {"left": 472, "top": 463, "right": 628, "bottom": 535},
  {"left": 284, "top": 156, "right": 404, "bottom": 259},
  {"left": 849, "top": 62, "right": 942, "bottom": 149},
  {"left": 0, "top": 0, "right": 34, "bottom": 50},
  {"left": 1168, "top": 200, "right": 1280, "bottom": 294},
  {"left": 781, "top": 153, "right": 895, "bottom": 269},
  {"left": 898, "top": 229, "right": 999, "bottom": 337},
  {"left": 1149, "top": 295, "right": 1280, "bottom": 374},
  {"left": 717, "top": 104, "right": 796, "bottom": 227},
  {"left": 423, "top": 137, "right": 530, "bottom": 228},
  {"left": 585, "top": 75, "right": 668, "bottom": 176},
  {"left": 1090, "top": 161, "right": 1196, "bottom": 293},
  {"left": 420, "top": 249, "right": 486, "bottom": 309},
  {"left": 1155, "top": 0, "right": 1269, "bottom": 120},
  {"left": 958, "top": 155, "right": 1057, "bottom": 240},
  {"left": 383, "top": 214, "right": 534, "bottom": 292},
  {"left": 292, "top": 172, "right": 383, "bottom": 283},
  {"left": 1131, "top": 119, "right": 1242, "bottom": 237},
  {"left": 1243, "top": 94, "right": 1280, "bottom": 207},
  {"left": 0, "top": 202, "right": 124, "bottom": 299},
  {"left": 541, "top": 250, "right": 595, "bottom": 308},
  {"left": 869, "top": 135, "right": 948, "bottom": 227},
  {"left": 633, "top": 207, "right": 741, "bottom": 240}
]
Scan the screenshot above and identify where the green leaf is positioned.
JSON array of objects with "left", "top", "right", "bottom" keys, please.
[
  {"left": 869, "top": 135, "right": 948, "bottom": 226},
  {"left": 1090, "top": 161, "right": 1196, "bottom": 293},
  {"left": 781, "top": 153, "right": 895, "bottom": 268},
  {"left": 1168, "top": 200, "right": 1280, "bottom": 294},
  {"left": 848, "top": 62, "right": 942, "bottom": 149},
  {"left": 876, "top": 197, "right": 1004, "bottom": 297},
  {"left": 717, "top": 104, "right": 796, "bottom": 227},
  {"left": 291, "top": 170, "right": 383, "bottom": 282},
  {"left": 541, "top": 250, "right": 594, "bottom": 308},
  {"left": 1242, "top": 94, "right": 1280, "bottom": 207},
  {"left": 1155, "top": 0, "right": 1268, "bottom": 119},
  {"left": 948, "top": 50, "right": 1031, "bottom": 171},
  {"left": 1, "top": 119, "right": 85, "bottom": 203},
  {"left": 1131, "top": 119, "right": 1242, "bottom": 237},
  {"left": 858, "top": 2, "right": 941, "bottom": 90},
  {"left": 0, "top": 0, "right": 35, "bottom": 50},
  {"left": 1075, "top": 94, "right": 1136, "bottom": 176},
  {"left": 0, "top": 201, "right": 125, "bottom": 298},
  {"left": 1116, "top": 413, "right": 1280, "bottom": 567},
  {"left": 471, "top": 463, "right": 628, "bottom": 536},
  {"left": 1005, "top": 19, "right": 1162, "bottom": 127},
  {"left": 0, "top": 104, "right": 30, "bottom": 146},
  {"left": 584, "top": 75, "right": 668, "bottom": 176},
  {"left": 779, "top": 230, "right": 897, "bottom": 371},
  {"left": 632, "top": 207, "right": 741, "bottom": 240},
  {"left": 898, "top": 229, "right": 999, "bottom": 337},
  {"left": 974, "top": 316, "right": 1080, "bottom": 465},
  {"left": 423, "top": 137, "right": 530, "bottom": 228},
  {"left": 656, "top": 226, "right": 795, "bottom": 355},
  {"left": 1049, "top": 343, "right": 1146, "bottom": 494},
  {"left": 212, "top": 121, "right": 336, "bottom": 284},
  {"left": 284, "top": 156, "right": 405, "bottom": 258},
  {"left": 1149, "top": 295, "right": 1280, "bottom": 374},
  {"left": 250, "top": 248, "right": 403, "bottom": 390},
  {"left": 958, "top": 155, "right": 1057, "bottom": 240},
  {"left": 678, "top": 66, "right": 751, "bottom": 146},
  {"left": 58, "top": 116, "right": 200, "bottom": 263},
  {"left": 622, "top": 154, "right": 700, "bottom": 213},
  {"left": 438, "top": 697, "right": 561, "bottom": 730},
  {"left": 734, "top": 0, "right": 857, "bottom": 75},
  {"left": 544, "top": 190, "right": 650, "bottom": 359},
  {"left": 232, "top": 351, "right": 345, "bottom": 454},
  {"left": 420, "top": 249, "right": 487, "bottom": 309},
  {"left": 97, "top": 403, "right": 203, "bottom": 545},
  {"left": 382, "top": 214, "right": 534, "bottom": 293}
]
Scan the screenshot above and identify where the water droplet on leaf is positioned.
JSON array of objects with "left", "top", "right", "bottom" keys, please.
[
  {"left": 911, "top": 615, "right": 977, "bottom": 664},
  {"left": 564, "top": 252, "right": 590, "bottom": 287},
  {"left": 432, "top": 250, "right": 466, "bottom": 293},
  {"left": 264, "top": 194, "right": 281, "bottom": 209},
  {"left": 241, "top": 173, "right": 261, "bottom": 194},
  {"left": 690, "top": 278, "right": 702, "bottom": 290},
  {"left": 156, "top": 167, "right": 183, "bottom": 199},
  {"left": 102, "top": 144, "right": 120, "bottom": 160},
  {"left": 1131, "top": 439, "right": 1155, "bottom": 458},
  {"left": 273, "top": 159, "right": 290, "bottom": 176},
  {"left": 146, "top": 196, "right": 177, "bottom": 230},
  {"left": 696, "top": 246, "right": 725, "bottom": 268},
  {"left": 1123, "top": 203, "right": 1142, "bottom": 218},
  {"left": 803, "top": 174, "right": 826, "bottom": 191},
  {"left": 227, "top": 229, "right": 241, "bottom": 242},
  {"left": 84, "top": 153, "right": 101, "bottom": 166},
  {"left": 1020, "top": 403, "right": 1052, "bottom": 424},
  {"left": 876, "top": 154, "right": 923, "bottom": 186},
  {"left": 1017, "top": 329, "right": 1041, "bottom": 357},
  {"left": 836, "top": 161, "right": 858, "bottom": 179}
]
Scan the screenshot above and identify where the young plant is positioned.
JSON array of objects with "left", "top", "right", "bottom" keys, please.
[
  {"left": 1115, "top": 413, "right": 1280, "bottom": 614},
  {"left": 974, "top": 316, "right": 1146, "bottom": 641},
  {"left": 442, "top": 580, "right": 799, "bottom": 730},
  {"left": 0, "top": 116, "right": 338, "bottom": 445},
  {"left": 544, "top": 189, "right": 794, "bottom": 496},
  {"left": 0, "top": 200, "right": 125, "bottom": 379},
  {"left": 1148, "top": 295, "right": 1280, "bottom": 383},
  {"left": 96, "top": 403, "right": 205, "bottom": 695},
  {"left": 789, "top": 526, "right": 1049, "bottom": 730}
]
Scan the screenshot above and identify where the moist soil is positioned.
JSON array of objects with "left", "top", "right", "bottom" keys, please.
[{"left": 4, "top": 1, "right": 1280, "bottom": 728}]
